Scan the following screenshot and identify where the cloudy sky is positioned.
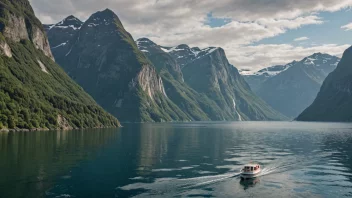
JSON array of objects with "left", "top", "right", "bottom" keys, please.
[{"left": 29, "top": 0, "right": 352, "bottom": 73}]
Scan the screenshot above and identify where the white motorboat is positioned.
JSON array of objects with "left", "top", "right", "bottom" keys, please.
[{"left": 240, "top": 163, "right": 261, "bottom": 179}]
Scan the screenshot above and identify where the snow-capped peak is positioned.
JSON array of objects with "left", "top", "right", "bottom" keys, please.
[{"left": 49, "top": 15, "right": 83, "bottom": 31}]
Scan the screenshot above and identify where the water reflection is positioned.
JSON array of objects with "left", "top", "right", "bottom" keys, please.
[
  {"left": 240, "top": 178, "right": 260, "bottom": 190},
  {"left": 0, "top": 129, "right": 120, "bottom": 198},
  {"left": 1, "top": 122, "right": 352, "bottom": 198}
]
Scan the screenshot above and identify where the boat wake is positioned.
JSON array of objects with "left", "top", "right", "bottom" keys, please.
[
  {"left": 116, "top": 153, "right": 331, "bottom": 197},
  {"left": 179, "top": 154, "right": 330, "bottom": 189},
  {"left": 257, "top": 154, "right": 329, "bottom": 177}
]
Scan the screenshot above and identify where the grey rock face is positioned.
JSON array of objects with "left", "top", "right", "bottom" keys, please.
[
  {"left": 137, "top": 65, "right": 167, "bottom": 99},
  {"left": 136, "top": 38, "right": 184, "bottom": 81},
  {"left": 2, "top": 13, "right": 54, "bottom": 60},
  {"left": 3, "top": 14, "right": 29, "bottom": 42},
  {"left": 0, "top": 41, "right": 12, "bottom": 57},
  {"left": 32, "top": 26, "right": 54, "bottom": 60}
]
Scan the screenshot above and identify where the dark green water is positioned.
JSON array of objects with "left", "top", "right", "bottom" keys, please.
[{"left": 1, "top": 122, "right": 352, "bottom": 198}]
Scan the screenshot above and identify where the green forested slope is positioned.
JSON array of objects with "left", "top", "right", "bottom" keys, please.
[{"left": 0, "top": 0, "right": 120, "bottom": 130}]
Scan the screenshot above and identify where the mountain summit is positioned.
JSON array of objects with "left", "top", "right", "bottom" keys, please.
[{"left": 47, "top": 11, "right": 190, "bottom": 122}]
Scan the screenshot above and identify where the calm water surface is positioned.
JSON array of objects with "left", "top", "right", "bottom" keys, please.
[{"left": 1, "top": 122, "right": 352, "bottom": 198}]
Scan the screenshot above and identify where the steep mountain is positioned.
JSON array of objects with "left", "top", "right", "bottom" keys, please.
[
  {"left": 0, "top": 0, "right": 120, "bottom": 130},
  {"left": 181, "top": 46, "right": 285, "bottom": 121},
  {"left": 138, "top": 38, "right": 286, "bottom": 121},
  {"left": 48, "top": 10, "right": 189, "bottom": 122},
  {"left": 137, "top": 38, "right": 223, "bottom": 120},
  {"left": 256, "top": 53, "right": 340, "bottom": 118},
  {"left": 297, "top": 47, "right": 352, "bottom": 121},
  {"left": 242, "top": 62, "right": 296, "bottom": 92}
]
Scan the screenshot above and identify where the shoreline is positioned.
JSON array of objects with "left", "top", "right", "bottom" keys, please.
[{"left": 0, "top": 125, "right": 121, "bottom": 132}]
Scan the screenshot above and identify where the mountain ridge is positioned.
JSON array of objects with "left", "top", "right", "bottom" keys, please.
[
  {"left": 137, "top": 37, "right": 286, "bottom": 121},
  {"left": 254, "top": 53, "right": 340, "bottom": 118}
]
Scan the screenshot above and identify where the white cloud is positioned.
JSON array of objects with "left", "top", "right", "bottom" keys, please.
[
  {"left": 29, "top": 0, "right": 352, "bottom": 24},
  {"left": 28, "top": 0, "right": 352, "bottom": 71},
  {"left": 341, "top": 22, "right": 352, "bottom": 31},
  {"left": 139, "top": 15, "right": 322, "bottom": 48},
  {"left": 294, "top": 37, "right": 309, "bottom": 41}
]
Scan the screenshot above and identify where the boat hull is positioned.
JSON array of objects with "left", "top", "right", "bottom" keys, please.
[{"left": 240, "top": 171, "right": 261, "bottom": 179}]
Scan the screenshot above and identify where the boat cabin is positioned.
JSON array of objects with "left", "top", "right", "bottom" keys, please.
[{"left": 243, "top": 164, "right": 260, "bottom": 172}]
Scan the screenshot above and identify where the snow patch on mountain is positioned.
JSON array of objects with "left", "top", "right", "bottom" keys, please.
[
  {"left": 52, "top": 41, "right": 68, "bottom": 49},
  {"left": 48, "top": 16, "right": 83, "bottom": 31},
  {"left": 243, "top": 63, "right": 295, "bottom": 77},
  {"left": 136, "top": 38, "right": 220, "bottom": 67},
  {"left": 304, "top": 57, "right": 317, "bottom": 65},
  {"left": 88, "top": 23, "right": 99, "bottom": 27}
]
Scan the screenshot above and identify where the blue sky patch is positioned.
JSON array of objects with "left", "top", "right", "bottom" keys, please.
[
  {"left": 255, "top": 9, "right": 352, "bottom": 47},
  {"left": 205, "top": 12, "right": 231, "bottom": 28}
]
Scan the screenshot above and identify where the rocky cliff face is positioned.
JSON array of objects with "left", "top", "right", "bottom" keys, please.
[
  {"left": 48, "top": 9, "right": 189, "bottom": 122},
  {"left": 3, "top": 13, "right": 29, "bottom": 41},
  {"left": 0, "top": 40, "right": 12, "bottom": 57},
  {"left": 138, "top": 38, "right": 285, "bottom": 121},
  {"left": 136, "top": 65, "right": 167, "bottom": 99},
  {"left": 136, "top": 38, "right": 184, "bottom": 81},
  {"left": 256, "top": 53, "right": 340, "bottom": 118},
  {"left": 0, "top": 0, "right": 120, "bottom": 130},
  {"left": 297, "top": 47, "right": 352, "bottom": 121},
  {"left": 0, "top": 2, "right": 54, "bottom": 60}
]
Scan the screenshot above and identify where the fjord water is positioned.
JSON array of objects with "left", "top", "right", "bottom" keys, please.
[{"left": 1, "top": 122, "right": 352, "bottom": 198}]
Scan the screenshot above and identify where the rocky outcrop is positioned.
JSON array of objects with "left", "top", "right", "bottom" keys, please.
[
  {"left": 0, "top": 40, "right": 12, "bottom": 57},
  {"left": 136, "top": 38, "right": 184, "bottom": 81},
  {"left": 57, "top": 115, "right": 73, "bottom": 130},
  {"left": 136, "top": 65, "right": 167, "bottom": 99},
  {"left": 2, "top": 13, "right": 29, "bottom": 42},
  {"left": 32, "top": 26, "right": 54, "bottom": 60},
  {"left": 0, "top": 8, "right": 54, "bottom": 60}
]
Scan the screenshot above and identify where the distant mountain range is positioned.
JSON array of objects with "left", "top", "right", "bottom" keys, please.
[
  {"left": 44, "top": 12, "right": 285, "bottom": 122},
  {"left": 297, "top": 47, "right": 352, "bottom": 121},
  {"left": 243, "top": 53, "right": 340, "bottom": 118},
  {"left": 242, "top": 62, "right": 297, "bottom": 92},
  {"left": 0, "top": 1, "right": 120, "bottom": 130}
]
